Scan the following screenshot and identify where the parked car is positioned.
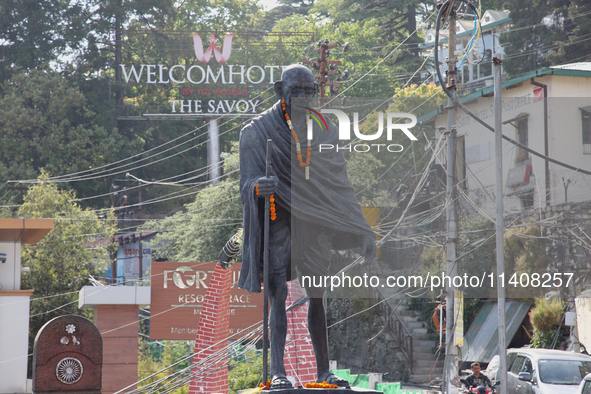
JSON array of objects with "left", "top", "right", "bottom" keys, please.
[
  {"left": 506, "top": 348, "right": 591, "bottom": 394},
  {"left": 578, "top": 373, "right": 591, "bottom": 394}
]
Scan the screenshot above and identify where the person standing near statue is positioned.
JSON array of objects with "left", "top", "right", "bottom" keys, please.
[{"left": 238, "top": 64, "right": 377, "bottom": 389}]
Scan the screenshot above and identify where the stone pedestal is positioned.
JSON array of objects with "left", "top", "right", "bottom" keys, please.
[
  {"left": 284, "top": 279, "right": 317, "bottom": 387},
  {"left": 33, "top": 315, "right": 102, "bottom": 394},
  {"left": 79, "top": 285, "right": 150, "bottom": 394}
]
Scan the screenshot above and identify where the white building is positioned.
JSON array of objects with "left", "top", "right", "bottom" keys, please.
[
  {"left": 419, "top": 63, "right": 591, "bottom": 215},
  {"left": 421, "top": 9, "right": 511, "bottom": 89},
  {"left": 0, "top": 219, "right": 52, "bottom": 394}
]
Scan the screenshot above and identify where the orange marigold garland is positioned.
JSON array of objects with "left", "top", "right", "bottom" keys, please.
[
  {"left": 281, "top": 99, "right": 311, "bottom": 180},
  {"left": 259, "top": 381, "right": 271, "bottom": 390},
  {"left": 255, "top": 184, "right": 276, "bottom": 221},
  {"left": 270, "top": 195, "right": 276, "bottom": 221},
  {"left": 304, "top": 381, "right": 339, "bottom": 389}
]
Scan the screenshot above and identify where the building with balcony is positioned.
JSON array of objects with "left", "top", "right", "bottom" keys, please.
[
  {"left": 420, "top": 9, "right": 511, "bottom": 92},
  {"left": 419, "top": 63, "right": 591, "bottom": 215}
]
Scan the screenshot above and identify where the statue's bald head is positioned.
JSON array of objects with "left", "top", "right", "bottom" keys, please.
[
  {"left": 280, "top": 64, "right": 314, "bottom": 83},
  {"left": 274, "top": 64, "right": 318, "bottom": 114}
]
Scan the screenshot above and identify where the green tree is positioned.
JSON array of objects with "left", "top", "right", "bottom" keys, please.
[
  {"left": 500, "top": 0, "right": 591, "bottom": 76},
  {"left": 18, "top": 172, "right": 117, "bottom": 375},
  {"left": 341, "top": 83, "right": 445, "bottom": 208},
  {"left": 228, "top": 350, "right": 266, "bottom": 393},
  {"left": 529, "top": 297, "right": 564, "bottom": 348},
  {"left": 271, "top": 10, "right": 407, "bottom": 97},
  {"left": 138, "top": 340, "right": 193, "bottom": 393},
  {"left": 0, "top": 0, "right": 95, "bottom": 81},
  {"left": 143, "top": 143, "right": 243, "bottom": 262},
  {"left": 460, "top": 214, "right": 496, "bottom": 298},
  {"left": 0, "top": 69, "right": 140, "bottom": 203},
  {"left": 346, "top": 154, "right": 386, "bottom": 206}
]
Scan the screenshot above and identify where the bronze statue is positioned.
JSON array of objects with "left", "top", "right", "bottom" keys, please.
[{"left": 238, "top": 64, "right": 376, "bottom": 389}]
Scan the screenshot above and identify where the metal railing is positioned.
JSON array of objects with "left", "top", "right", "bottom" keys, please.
[{"left": 376, "top": 292, "right": 414, "bottom": 374}]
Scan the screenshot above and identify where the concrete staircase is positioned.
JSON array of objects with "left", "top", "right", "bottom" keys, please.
[
  {"left": 378, "top": 295, "right": 444, "bottom": 385},
  {"left": 396, "top": 303, "right": 444, "bottom": 385},
  {"left": 398, "top": 303, "right": 445, "bottom": 384},
  {"left": 375, "top": 268, "right": 444, "bottom": 386}
]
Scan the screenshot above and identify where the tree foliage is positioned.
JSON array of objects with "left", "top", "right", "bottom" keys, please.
[
  {"left": 18, "top": 172, "right": 117, "bottom": 375},
  {"left": 0, "top": 0, "right": 94, "bottom": 81},
  {"left": 138, "top": 340, "right": 193, "bottom": 393},
  {"left": 143, "top": 143, "right": 242, "bottom": 262},
  {"left": 341, "top": 83, "right": 445, "bottom": 207},
  {"left": 0, "top": 69, "right": 141, "bottom": 202},
  {"left": 228, "top": 350, "right": 266, "bottom": 394},
  {"left": 500, "top": 0, "right": 591, "bottom": 76},
  {"left": 529, "top": 297, "right": 564, "bottom": 348}
]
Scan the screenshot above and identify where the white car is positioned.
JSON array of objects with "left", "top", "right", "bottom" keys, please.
[
  {"left": 578, "top": 373, "right": 591, "bottom": 394},
  {"left": 506, "top": 348, "right": 591, "bottom": 394}
]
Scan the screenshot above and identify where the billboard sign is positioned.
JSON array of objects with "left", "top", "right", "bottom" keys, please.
[{"left": 149, "top": 262, "right": 263, "bottom": 340}]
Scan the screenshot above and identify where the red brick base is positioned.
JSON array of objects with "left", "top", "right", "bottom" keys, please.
[
  {"left": 284, "top": 279, "right": 317, "bottom": 387},
  {"left": 188, "top": 264, "right": 231, "bottom": 394}
]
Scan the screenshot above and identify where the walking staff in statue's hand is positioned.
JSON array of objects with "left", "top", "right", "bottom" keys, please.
[{"left": 238, "top": 64, "right": 377, "bottom": 390}]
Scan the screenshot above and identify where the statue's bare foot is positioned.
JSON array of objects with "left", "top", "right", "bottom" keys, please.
[
  {"left": 317, "top": 371, "right": 350, "bottom": 388},
  {"left": 270, "top": 374, "right": 293, "bottom": 390}
]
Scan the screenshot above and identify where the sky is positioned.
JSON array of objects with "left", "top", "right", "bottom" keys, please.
[{"left": 259, "top": 0, "right": 279, "bottom": 11}]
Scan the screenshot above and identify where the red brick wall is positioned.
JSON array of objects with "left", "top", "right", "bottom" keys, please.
[
  {"left": 94, "top": 304, "right": 139, "bottom": 394},
  {"left": 189, "top": 264, "right": 231, "bottom": 394},
  {"left": 284, "top": 279, "right": 317, "bottom": 387}
]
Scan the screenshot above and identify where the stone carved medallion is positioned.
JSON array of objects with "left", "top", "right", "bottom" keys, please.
[{"left": 55, "top": 357, "right": 83, "bottom": 384}]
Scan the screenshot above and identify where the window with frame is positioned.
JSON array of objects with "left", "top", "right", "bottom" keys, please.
[
  {"left": 506, "top": 353, "right": 518, "bottom": 371},
  {"left": 510, "top": 356, "right": 526, "bottom": 374},
  {"left": 516, "top": 117, "right": 529, "bottom": 163},
  {"left": 522, "top": 357, "right": 533, "bottom": 373},
  {"left": 583, "top": 108, "right": 591, "bottom": 154},
  {"left": 520, "top": 192, "right": 534, "bottom": 210},
  {"left": 479, "top": 49, "right": 493, "bottom": 78}
]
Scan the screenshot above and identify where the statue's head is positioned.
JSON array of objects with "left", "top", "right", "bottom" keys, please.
[{"left": 274, "top": 64, "right": 318, "bottom": 113}]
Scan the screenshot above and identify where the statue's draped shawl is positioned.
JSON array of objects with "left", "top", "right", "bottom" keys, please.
[{"left": 238, "top": 101, "right": 374, "bottom": 293}]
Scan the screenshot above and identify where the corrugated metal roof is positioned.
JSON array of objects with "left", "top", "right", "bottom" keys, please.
[
  {"left": 461, "top": 301, "right": 532, "bottom": 363},
  {"left": 551, "top": 62, "right": 591, "bottom": 72}
]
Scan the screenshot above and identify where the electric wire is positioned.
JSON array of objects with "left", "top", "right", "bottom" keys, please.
[{"left": 434, "top": 0, "right": 591, "bottom": 179}]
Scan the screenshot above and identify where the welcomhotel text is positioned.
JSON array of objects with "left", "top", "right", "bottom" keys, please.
[{"left": 301, "top": 272, "right": 574, "bottom": 292}]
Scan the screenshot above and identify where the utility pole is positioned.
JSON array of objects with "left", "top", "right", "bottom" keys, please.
[
  {"left": 208, "top": 117, "right": 221, "bottom": 185},
  {"left": 7, "top": 184, "right": 27, "bottom": 205},
  {"left": 493, "top": 53, "right": 508, "bottom": 394},
  {"left": 317, "top": 39, "right": 341, "bottom": 102},
  {"left": 114, "top": 0, "right": 123, "bottom": 106},
  {"left": 303, "top": 39, "right": 349, "bottom": 105},
  {"left": 138, "top": 186, "right": 143, "bottom": 282},
  {"left": 445, "top": 4, "right": 459, "bottom": 393}
]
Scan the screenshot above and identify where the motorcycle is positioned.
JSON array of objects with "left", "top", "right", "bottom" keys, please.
[{"left": 460, "top": 378, "right": 498, "bottom": 394}]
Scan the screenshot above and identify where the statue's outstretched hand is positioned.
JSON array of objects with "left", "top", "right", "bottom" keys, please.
[
  {"left": 360, "top": 235, "right": 377, "bottom": 266},
  {"left": 256, "top": 176, "right": 278, "bottom": 197}
]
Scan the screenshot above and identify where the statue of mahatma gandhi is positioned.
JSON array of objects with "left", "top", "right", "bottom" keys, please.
[{"left": 238, "top": 64, "right": 377, "bottom": 389}]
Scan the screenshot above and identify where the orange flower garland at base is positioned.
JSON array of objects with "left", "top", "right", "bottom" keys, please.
[
  {"left": 255, "top": 184, "right": 276, "bottom": 221},
  {"left": 304, "top": 381, "right": 339, "bottom": 389},
  {"left": 259, "top": 381, "right": 271, "bottom": 390}
]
